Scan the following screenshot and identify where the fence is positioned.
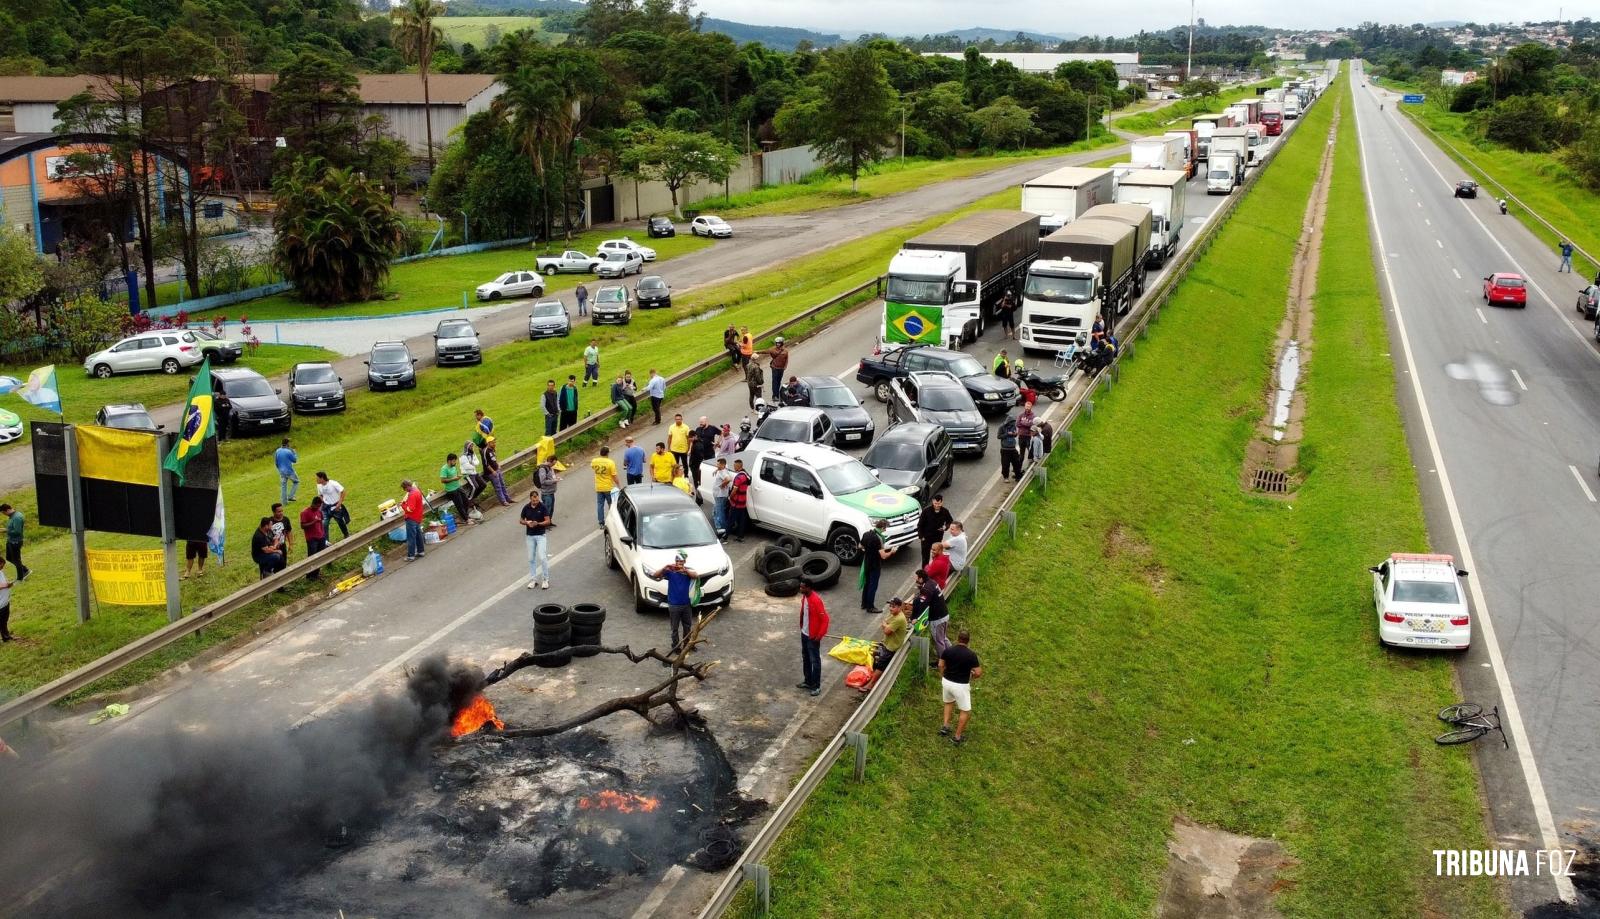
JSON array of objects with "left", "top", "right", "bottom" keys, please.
[
  {"left": 0, "top": 275, "right": 887, "bottom": 732},
  {"left": 694, "top": 82, "right": 1305, "bottom": 919}
]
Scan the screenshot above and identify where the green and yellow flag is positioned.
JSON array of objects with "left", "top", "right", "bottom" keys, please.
[{"left": 163, "top": 357, "right": 214, "bottom": 484}]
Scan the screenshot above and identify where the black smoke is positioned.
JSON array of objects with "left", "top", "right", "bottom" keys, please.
[{"left": 0, "top": 655, "right": 484, "bottom": 917}]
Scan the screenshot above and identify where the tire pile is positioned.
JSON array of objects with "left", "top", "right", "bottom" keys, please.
[
  {"left": 531, "top": 602, "right": 608, "bottom": 667},
  {"left": 754, "top": 535, "right": 843, "bottom": 597}
]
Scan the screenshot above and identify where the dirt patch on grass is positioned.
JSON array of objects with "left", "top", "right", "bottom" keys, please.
[
  {"left": 1157, "top": 816, "right": 1300, "bottom": 919},
  {"left": 1102, "top": 522, "right": 1169, "bottom": 595}
]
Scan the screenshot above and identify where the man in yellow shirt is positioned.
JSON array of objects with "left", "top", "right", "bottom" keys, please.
[
  {"left": 649, "top": 442, "right": 676, "bottom": 484},
  {"left": 667, "top": 413, "right": 692, "bottom": 477},
  {"left": 592, "top": 445, "right": 618, "bottom": 527}
]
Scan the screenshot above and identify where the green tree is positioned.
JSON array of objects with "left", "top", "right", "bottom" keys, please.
[
  {"left": 909, "top": 81, "right": 972, "bottom": 157},
  {"left": 390, "top": 0, "right": 445, "bottom": 174},
  {"left": 617, "top": 128, "right": 739, "bottom": 217},
  {"left": 1179, "top": 78, "right": 1221, "bottom": 98},
  {"left": 271, "top": 52, "right": 363, "bottom": 169},
  {"left": 272, "top": 160, "right": 407, "bottom": 304},
  {"left": 810, "top": 45, "right": 898, "bottom": 191},
  {"left": 969, "top": 96, "right": 1036, "bottom": 149},
  {"left": 1481, "top": 95, "right": 1566, "bottom": 152},
  {"left": 0, "top": 227, "right": 45, "bottom": 307},
  {"left": 1563, "top": 121, "right": 1600, "bottom": 191}
]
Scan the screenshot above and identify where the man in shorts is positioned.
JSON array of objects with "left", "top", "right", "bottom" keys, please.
[{"left": 938, "top": 629, "right": 982, "bottom": 745}]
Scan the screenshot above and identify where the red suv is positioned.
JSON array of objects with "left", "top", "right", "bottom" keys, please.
[{"left": 1483, "top": 272, "right": 1527, "bottom": 308}]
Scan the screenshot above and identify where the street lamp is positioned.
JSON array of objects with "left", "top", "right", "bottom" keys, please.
[{"left": 1086, "top": 94, "right": 1104, "bottom": 141}]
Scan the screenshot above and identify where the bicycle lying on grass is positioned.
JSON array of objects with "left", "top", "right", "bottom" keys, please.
[{"left": 1436, "top": 703, "right": 1508, "bottom": 748}]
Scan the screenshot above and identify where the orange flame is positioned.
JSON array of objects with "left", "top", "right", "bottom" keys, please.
[
  {"left": 450, "top": 694, "right": 505, "bottom": 737},
  {"left": 578, "top": 790, "right": 661, "bottom": 814}
]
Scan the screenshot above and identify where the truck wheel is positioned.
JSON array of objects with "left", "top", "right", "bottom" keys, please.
[
  {"left": 874, "top": 381, "right": 892, "bottom": 403},
  {"left": 827, "top": 526, "right": 863, "bottom": 566}
]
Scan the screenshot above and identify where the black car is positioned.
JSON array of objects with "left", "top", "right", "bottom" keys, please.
[
  {"left": 887, "top": 371, "right": 988, "bottom": 456},
  {"left": 647, "top": 216, "right": 676, "bottom": 238},
  {"left": 864, "top": 422, "right": 953, "bottom": 502},
  {"left": 1454, "top": 180, "right": 1478, "bottom": 199},
  {"left": 289, "top": 361, "right": 346, "bottom": 414},
  {"left": 1578, "top": 285, "right": 1600, "bottom": 321},
  {"left": 212, "top": 367, "right": 291, "bottom": 434},
  {"left": 857, "top": 344, "right": 1017, "bottom": 415},
  {"left": 95, "top": 402, "right": 161, "bottom": 432},
  {"left": 366, "top": 341, "right": 417, "bottom": 391},
  {"left": 781, "top": 375, "right": 875, "bottom": 447},
  {"left": 636, "top": 275, "right": 672, "bottom": 309}
]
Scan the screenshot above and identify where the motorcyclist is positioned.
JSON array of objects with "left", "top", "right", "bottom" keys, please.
[{"left": 1498, "top": 198, "right": 1508, "bottom": 215}]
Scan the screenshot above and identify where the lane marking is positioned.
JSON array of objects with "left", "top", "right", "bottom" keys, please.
[
  {"left": 1425, "top": 218, "right": 1431, "bottom": 226},
  {"left": 1436, "top": 238, "right": 1444, "bottom": 249},
  {"left": 1475, "top": 307, "right": 1488, "bottom": 324},
  {"left": 1511, "top": 369, "right": 1528, "bottom": 391},
  {"left": 1358, "top": 97, "right": 1577, "bottom": 905},
  {"left": 1568, "top": 465, "right": 1597, "bottom": 503},
  {"left": 631, "top": 865, "right": 687, "bottom": 919},
  {"left": 1452, "top": 268, "right": 1461, "bottom": 279}
]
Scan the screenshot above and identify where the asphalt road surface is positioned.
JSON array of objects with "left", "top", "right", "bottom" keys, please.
[
  {"left": 0, "top": 121, "right": 1304, "bottom": 916},
  {"left": 1357, "top": 64, "right": 1598, "bottom": 914}
]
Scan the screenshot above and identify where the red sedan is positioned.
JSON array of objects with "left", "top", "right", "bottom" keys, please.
[{"left": 1483, "top": 272, "right": 1527, "bottom": 308}]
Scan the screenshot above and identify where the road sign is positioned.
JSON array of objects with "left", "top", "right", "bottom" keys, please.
[{"left": 1403, "top": 93, "right": 1426, "bottom": 104}]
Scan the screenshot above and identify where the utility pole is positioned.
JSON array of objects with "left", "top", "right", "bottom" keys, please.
[
  {"left": 900, "top": 103, "right": 906, "bottom": 160},
  {"left": 1186, "top": 0, "right": 1196, "bottom": 82}
]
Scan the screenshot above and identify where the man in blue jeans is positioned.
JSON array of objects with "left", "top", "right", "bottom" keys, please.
[
  {"left": 622, "top": 436, "right": 647, "bottom": 485},
  {"left": 651, "top": 551, "right": 700, "bottom": 655},
  {"left": 274, "top": 438, "right": 299, "bottom": 503},
  {"left": 542, "top": 380, "right": 559, "bottom": 437},
  {"left": 1559, "top": 240, "right": 1575, "bottom": 273},
  {"left": 797, "top": 583, "right": 829, "bottom": 696},
  {"left": 521, "top": 489, "right": 552, "bottom": 589}
]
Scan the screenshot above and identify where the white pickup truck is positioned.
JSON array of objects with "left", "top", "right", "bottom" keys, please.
[
  {"left": 699, "top": 443, "right": 921, "bottom": 564},
  {"left": 534, "top": 250, "right": 602, "bottom": 274}
]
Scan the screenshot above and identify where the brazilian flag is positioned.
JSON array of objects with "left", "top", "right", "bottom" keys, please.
[
  {"left": 163, "top": 357, "right": 215, "bottom": 485},
  {"left": 885, "top": 302, "right": 943, "bottom": 346}
]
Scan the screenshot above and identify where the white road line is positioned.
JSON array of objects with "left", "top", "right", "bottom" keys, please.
[
  {"left": 293, "top": 528, "right": 605, "bottom": 727},
  {"left": 1511, "top": 369, "right": 1528, "bottom": 391},
  {"left": 630, "top": 865, "right": 687, "bottom": 919},
  {"left": 1358, "top": 101, "right": 1577, "bottom": 905},
  {"left": 1425, "top": 218, "right": 1431, "bottom": 226},
  {"left": 1435, "top": 238, "right": 1444, "bottom": 248},
  {"left": 1567, "top": 465, "right": 1597, "bottom": 503},
  {"left": 1475, "top": 307, "right": 1488, "bottom": 324},
  {"left": 1451, "top": 268, "right": 1461, "bottom": 279}
]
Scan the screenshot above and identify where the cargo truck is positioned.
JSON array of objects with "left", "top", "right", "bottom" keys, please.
[
  {"left": 1114, "top": 169, "right": 1187, "bottom": 267},
  {"left": 1020, "top": 166, "right": 1115, "bottom": 236},
  {"left": 1192, "top": 114, "right": 1232, "bottom": 161},
  {"left": 1284, "top": 95, "right": 1302, "bottom": 119},
  {"left": 1163, "top": 129, "right": 1198, "bottom": 175},
  {"left": 1260, "top": 102, "right": 1284, "bottom": 136},
  {"left": 1081, "top": 203, "right": 1152, "bottom": 295},
  {"left": 1207, "top": 153, "right": 1241, "bottom": 195},
  {"left": 1246, "top": 125, "right": 1266, "bottom": 166},
  {"left": 1017, "top": 218, "right": 1138, "bottom": 353},
  {"left": 883, "top": 210, "right": 1040, "bottom": 350},
  {"left": 1210, "top": 128, "right": 1250, "bottom": 181},
  {"left": 1130, "top": 136, "right": 1187, "bottom": 173}
]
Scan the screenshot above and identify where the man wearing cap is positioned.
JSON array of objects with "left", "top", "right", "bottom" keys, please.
[
  {"left": 767, "top": 336, "right": 790, "bottom": 397},
  {"left": 872, "top": 597, "right": 909, "bottom": 672},
  {"left": 859, "top": 517, "right": 896, "bottom": 614},
  {"left": 651, "top": 552, "right": 699, "bottom": 655}
]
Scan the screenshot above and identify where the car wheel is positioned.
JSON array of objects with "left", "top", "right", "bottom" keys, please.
[
  {"left": 93, "top": 363, "right": 113, "bottom": 379},
  {"left": 604, "top": 533, "right": 619, "bottom": 570},
  {"left": 532, "top": 286, "right": 545, "bottom": 298},
  {"left": 490, "top": 291, "right": 502, "bottom": 301},
  {"left": 874, "top": 381, "right": 892, "bottom": 403},
  {"left": 827, "top": 525, "right": 863, "bottom": 566},
  {"left": 161, "top": 358, "right": 181, "bottom": 374},
  {"left": 632, "top": 576, "right": 653, "bottom": 615}
]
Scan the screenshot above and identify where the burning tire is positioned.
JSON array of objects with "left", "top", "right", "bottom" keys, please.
[{"left": 794, "top": 551, "right": 842, "bottom": 589}]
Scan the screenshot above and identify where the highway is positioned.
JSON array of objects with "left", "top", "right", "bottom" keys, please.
[
  {"left": 1355, "top": 62, "right": 1598, "bottom": 912},
  {"left": 0, "top": 116, "right": 1305, "bottom": 917}
]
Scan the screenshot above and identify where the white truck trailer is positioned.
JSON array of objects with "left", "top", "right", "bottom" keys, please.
[
  {"left": 1020, "top": 166, "right": 1115, "bottom": 237},
  {"left": 1114, "top": 169, "right": 1188, "bottom": 267}
]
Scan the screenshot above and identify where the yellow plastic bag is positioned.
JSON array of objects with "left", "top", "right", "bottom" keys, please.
[
  {"left": 536, "top": 436, "right": 557, "bottom": 465},
  {"left": 828, "top": 636, "right": 876, "bottom": 668}
]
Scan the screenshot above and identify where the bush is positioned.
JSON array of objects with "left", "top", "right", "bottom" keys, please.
[
  {"left": 1562, "top": 123, "right": 1600, "bottom": 191},
  {"left": 1480, "top": 95, "right": 1568, "bottom": 153}
]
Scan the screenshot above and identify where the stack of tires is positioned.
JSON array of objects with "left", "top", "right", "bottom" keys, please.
[
  {"left": 569, "top": 602, "right": 607, "bottom": 657},
  {"left": 754, "top": 535, "right": 843, "bottom": 597},
  {"left": 532, "top": 603, "right": 572, "bottom": 667}
]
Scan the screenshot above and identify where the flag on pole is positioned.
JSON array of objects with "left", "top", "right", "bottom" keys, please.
[
  {"left": 0, "top": 365, "right": 62, "bottom": 414},
  {"left": 163, "top": 357, "right": 214, "bottom": 485},
  {"left": 206, "top": 489, "right": 226, "bottom": 564}
]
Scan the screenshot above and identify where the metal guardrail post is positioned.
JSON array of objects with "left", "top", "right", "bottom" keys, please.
[
  {"left": 1035, "top": 466, "right": 1048, "bottom": 491},
  {"left": 912, "top": 634, "right": 930, "bottom": 675},
  {"left": 845, "top": 730, "right": 868, "bottom": 782},
  {"left": 1060, "top": 430, "right": 1072, "bottom": 452},
  {"left": 742, "top": 863, "right": 771, "bottom": 916},
  {"left": 1084, "top": 398, "right": 1094, "bottom": 418},
  {"left": 965, "top": 563, "right": 978, "bottom": 600},
  {"left": 1002, "top": 509, "right": 1016, "bottom": 540}
]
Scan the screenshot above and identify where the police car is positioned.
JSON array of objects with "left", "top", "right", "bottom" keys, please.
[{"left": 1369, "top": 553, "right": 1471, "bottom": 650}]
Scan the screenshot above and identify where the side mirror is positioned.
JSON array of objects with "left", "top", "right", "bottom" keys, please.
[
  {"left": 363, "top": 360, "right": 370, "bottom": 365},
  {"left": 620, "top": 535, "right": 634, "bottom": 547},
  {"left": 1367, "top": 566, "right": 1382, "bottom": 574},
  {"left": 411, "top": 359, "right": 418, "bottom": 364},
  {"left": 156, "top": 424, "right": 166, "bottom": 431},
  {"left": 1457, "top": 569, "right": 1469, "bottom": 577},
  {"left": 273, "top": 388, "right": 282, "bottom": 395}
]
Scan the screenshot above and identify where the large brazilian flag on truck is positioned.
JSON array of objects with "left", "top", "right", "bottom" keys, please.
[{"left": 885, "top": 302, "right": 943, "bottom": 346}]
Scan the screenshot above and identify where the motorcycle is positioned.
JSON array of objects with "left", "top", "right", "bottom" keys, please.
[
  {"left": 735, "top": 399, "right": 774, "bottom": 451},
  {"left": 1014, "top": 366, "right": 1071, "bottom": 402}
]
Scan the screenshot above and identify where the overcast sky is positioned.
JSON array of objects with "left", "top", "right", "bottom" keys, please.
[{"left": 691, "top": 0, "right": 1543, "bottom": 36}]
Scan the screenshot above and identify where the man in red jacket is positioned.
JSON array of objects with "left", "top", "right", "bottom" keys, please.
[
  {"left": 797, "top": 583, "right": 829, "bottom": 697},
  {"left": 401, "top": 479, "right": 427, "bottom": 561}
]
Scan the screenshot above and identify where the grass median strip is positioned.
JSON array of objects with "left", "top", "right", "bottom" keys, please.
[
  {"left": 0, "top": 184, "right": 1023, "bottom": 701},
  {"left": 741, "top": 76, "right": 1503, "bottom": 919}
]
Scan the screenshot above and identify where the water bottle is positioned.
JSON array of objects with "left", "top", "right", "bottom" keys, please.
[
  {"left": 363, "top": 547, "right": 383, "bottom": 577},
  {"left": 440, "top": 509, "right": 458, "bottom": 535}
]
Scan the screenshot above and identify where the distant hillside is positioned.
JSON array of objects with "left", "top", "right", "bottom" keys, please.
[
  {"left": 918, "top": 27, "right": 1078, "bottom": 44},
  {"left": 442, "top": 0, "right": 584, "bottom": 15},
  {"left": 697, "top": 18, "right": 845, "bottom": 50}
]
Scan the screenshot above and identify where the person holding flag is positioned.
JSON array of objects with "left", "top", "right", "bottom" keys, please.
[{"left": 163, "top": 358, "right": 215, "bottom": 484}]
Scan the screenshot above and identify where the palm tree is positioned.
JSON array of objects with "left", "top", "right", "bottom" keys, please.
[
  {"left": 492, "top": 62, "right": 565, "bottom": 237},
  {"left": 391, "top": 0, "right": 445, "bottom": 174}
]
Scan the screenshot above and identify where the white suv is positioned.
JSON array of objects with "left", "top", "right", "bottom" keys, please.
[
  {"left": 1370, "top": 553, "right": 1471, "bottom": 650},
  {"left": 84, "top": 330, "right": 204, "bottom": 378},
  {"left": 599, "top": 238, "right": 657, "bottom": 262}
]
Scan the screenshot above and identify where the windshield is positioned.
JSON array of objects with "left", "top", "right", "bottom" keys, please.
[
  {"left": 1025, "top": 272, "right": 1094, "bottom": 304},
  {"left": 105, "top": 411, "right": 153, "bottom": 429},
  {"left": 494, "top": 273, "right": 517, "bottom": 284},
  {"left": 437, "top": 324, "right": 474, "bottom": 338},
  {"left": 1393, "top": 579, "right": 1460, "bottom": 604},
  {"left": 943, "top": 357, "right": 985, "bottom": 378},
  {"left": 886, "top": 276, "right": 949, "bottom": 305},
  {"left": 817, "top": 461, "right": 878, "bottom": 495},
  {"left": 598, "top": 288, "right": 625, "bottom": 302},
  {"left": 703, "top": 217, "right": 726, "bottom": 226},
  {"left": 294, "top": 365, "right": 338, "bottom": 384},
  {"left": 920, "top": 387, "right": 970, "bottom": 412},
  {"left": 639, "top": 279, "right": 665, "bottom": 291},
  {"left": 190, "top": 329, "right": 220, "bottom": 341},
  {"left": 532, "top": 302, "right": 564, "bottom": 317},
  {"left": 224, "top": 378, "right": 274, "bottom": 398},
  {"left": 1209, "top": 169, "right": 1231, "bottom": 181},
  {"left": 756, "top": 418, "right": 811, "bottom": 442},
  {"left": 639, "top": 510, "right": 717, "bottom": 549},
  {"left": 809, "top": 384, "right": 857, "bottom": 408},
  {"left": 865, "top": 442, "right": 924, "bottom": 469},
  {"left": 373, "top": 348, "right": 409, "bottom": 363},
  {"left": 1495, "top": 277, "right": 1524, "bottom": 288}
]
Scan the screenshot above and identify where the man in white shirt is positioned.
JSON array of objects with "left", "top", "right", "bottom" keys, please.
[
  {"left": 315, "top": 471, "right": 349, "bottom": 540},
  {"left": 710, "top": 457, "right": 735, "bottom": 537},
  {"left": 0, "top": 560, "right": 14, "bottom": 641},
  {"left": 943, "top": 521, "right": 968, "bottom": 573}
]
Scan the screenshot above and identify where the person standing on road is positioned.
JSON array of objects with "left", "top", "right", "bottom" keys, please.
[
  {"left": 1559, "top": 240, "right": 1575, "bottom": 273},
  {"left": 583, "top": 340, "right": 600, "bottom": 387},
  {"left": 213, "top": 389, "right": 232, "bottom": 441},
  {"left": 710, "top": 457, "right": 733, "bottom": 536},
  {"left": 913, "top": 568, "right": 950, "bottom": 659},
  {"left": 542, "top": 380, "right": 560, "bottom": 437},
  {"left": 767, "top": 336, "right": 790, "bottom": 397},
  {"left": 724, "top": 325, "right": 740, "bottom": 368},
  {"left": 917, "top": 494, "right": 953, "bottom": 568},
  {"left": 992, "top": 349, "right": 1011, "bottom": 379},
  {"left": 668, "top": 414, "right": 692, "bottom": 479},
  {"left": 859, "top": 517, "right": 896, "bottom": 614},
  {"left": 938, "top": 629, "right": 981, "bottom": 745},
  {"left": 998, "top": 291, "right": 1017, "bottom": 340},
  {"left": 943, "top": 521, "right": 968, "bottom": 576},
  {"left": 401, "top": 480, "right": 426, "bottom": 561},
  {"left": 717, "top": 422, "right": 738, "bottom": 458},
  {"left": 251, "top": 516, "right": 286, "bottom": 580},
  {"left": 1, "top": 505, "right": 28, "bottom": 582},
  {"left": 729, "top": 458, "right": 751, "bottom": 541},
  {"left": 650, "top": 442, "right": 676, "bottom": 485},
  {"left": 646, "top": 369, "right": 667, "bottom": 425},
  {"left": 300, "top": 496, "right": 328, "bottom": 579},
  {"left": 592, "top": 445, "right": 618, "bottom": 527},
  {"left": 998, "top": 413, "right": 1022, "bottom": 481},
  {"left": 479, "top": 438, "right": 512, "bottom": 506},
  {"left": 559, "top": 375, "right": 580, "bottom": 431},
  {"left": 274, "top": 438, "right": 299, "bottom": 504},
  {"left": 690, "top": 415, "right": 718, "bottom": 490},
  {"left": 652, "top": 551, "right": 699, "bottom": 655},
  {"left": 622, "top": 436, "right": 647, "bottom": 485},
  {"left": 520, "top": 489, "right": 552, "bottom": 590},
  {"left": 440, "top": 452, "right": 473, "bottom": 525},
  {"left": 797, "top": 582, "right": 829, "bottom": 697},
  {"left": 1015, "top": 406, "right": 1036, "bottom": 456},
  {"left": 535, "top": 456, "right": 560, "bottom": 519},
  {"left": 0, "top": 560, "right": 14, "bottom": 641},
  {"left": 458, "top": 442, "right": 482, "bottom": 504},
  {"left": 575, "top": 282, "right": 589, "bottom": 317},
  {"left": 739, "top": 326, "right": 754, "bottom": 367},
  {"left": 744, "top": 356, "right": 764, "bottom": 409},
  {"left": 610, "top": 375, "right": 634, "bottom": 427}
]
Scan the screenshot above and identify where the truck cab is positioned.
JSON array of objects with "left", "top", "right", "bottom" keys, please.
[
  {"left": 1284, "top": 96, "right": 1302, "bottom": 119},
  {"left": 885, "top": 249, "right": 978, "bottom": 349},
  {"left": 1020, "top": 259, "right": 1100, "bottom": 352},
  {"left": 883, "top": 210, "right": 1039, "bottom": 351},
  {"left": 1207, "top": 154, "right": 1240, "bottom": 195}
]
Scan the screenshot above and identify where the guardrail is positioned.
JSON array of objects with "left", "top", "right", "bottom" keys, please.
[
  {"left": 0, "top": 275, "right": 886, "bottom": 732},
  {"left": 695, "top": 86, "right": 1311, "bottom": 919}
]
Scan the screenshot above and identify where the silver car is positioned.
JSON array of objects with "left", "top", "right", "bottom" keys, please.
[
  {"left": 528, "top": 299, "right": 572, "bottom": 339},
  {"left": 596, "top": 249, "right": 643, "bottom": 278},
  {"left": 84, "top": 330, "right": 204, "bottom": 378}
]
